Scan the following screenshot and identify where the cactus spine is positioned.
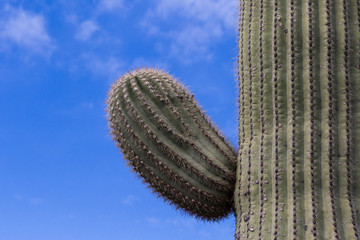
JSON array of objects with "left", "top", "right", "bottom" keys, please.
[
  {"left": 235, "top": 0, "right": 360, "bottom": 239},
  {"left": 107, "top": 69, "right": 237, "bottom": 220},
  {"left": 106, "top": 0, "right": 360, "bottom": 239}
]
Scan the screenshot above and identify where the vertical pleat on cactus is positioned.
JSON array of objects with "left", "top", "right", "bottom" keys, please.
[{"left": 235, "top": 0, "right": 360, "bottom": 239}]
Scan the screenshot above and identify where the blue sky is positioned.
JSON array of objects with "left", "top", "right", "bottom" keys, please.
[{"left": 0, "top": 0, "right": 239, "bottom": 239}]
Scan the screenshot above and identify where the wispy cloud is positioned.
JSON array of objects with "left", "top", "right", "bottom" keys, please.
[
  {"left": 0, "top": 5, "right": 54, "bottom": 55},
  {"left": 83, "top": 54, "right": 124, "bottom": 79},
  {"left": 121, "top": 194, "right": 138, "bottom": 206},
  {"left": 142, "top": 0, "right": 238, "bottom": 62},
  {"left": 141, "top": 216, "right": 234, "bottom": 238},
  {"left": 99, "top": 0, "right": 124, "bottom": 11},
  {"left": 13, "top": 194, "right": 44, "bottom": 206},
  {"left": 75, "top": 20, "right": 99, "bottom": 41},
  {"left": 29, "top": 198, "right": 43, "bottom": 205},
  {"left": 13, "top": 194, "right": 24, "bottom": 201},
  {"left": 144, "top": 217, "right": 197, "bottom": 230},
  {"left": 151, "top": 0, "right": 237, "bottom": 28},
  {"left": 58, "top": 101, "right": 95, "bottom": 116}
]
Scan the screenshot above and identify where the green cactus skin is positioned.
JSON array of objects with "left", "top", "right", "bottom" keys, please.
[
  {"left": 235, "top": 0, "right": 360, "bottom": 239},
  {"left": 106, "top": 0, "right": 360, "bottom": 239},
  {"left": 106, "top": 68, "right": 237, "bottom": 220}
]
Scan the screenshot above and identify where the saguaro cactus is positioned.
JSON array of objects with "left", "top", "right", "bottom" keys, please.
[{"left": 106, "top": 0, "right": 360, "bottom": 239}]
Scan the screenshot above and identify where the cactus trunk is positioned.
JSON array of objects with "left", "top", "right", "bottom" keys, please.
[{"left": 235, "top": 0, "right": 360, "bottom": 239}]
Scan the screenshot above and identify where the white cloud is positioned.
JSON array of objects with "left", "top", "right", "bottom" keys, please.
[
  {"left": 152, "top": 0, "right": 237, "bottom": 28},
  {"left": 121, "top": 194, "right": 138, "bottom": 206},
  {"left": 83, "top": 55, "right": 124, "bottom": 79},
  {"left": 99, "top": 0, "right": 123, "bottom": 11},
  {"left": 143, "top": 217, "right": 197, "bottom": 229},
  {"left": 0, "top": 5, "right": 54, "bottom": 55},
  {"left": 75, "top": 20, "right": 99, "bottom": 41},
  {"left": 65, "top": 14, "right": 78, "bottom": 24},
  {"left": 142, "top": 0, "right": 238, "bottom": 62},
  {"left": 12, "top": 194, "right": 44, "bottom": 206},
  {"left": 29, "top": 198, "right": 43, "bottom": 205},
  {"left": 142, "top": 216, "right": 233, "bottom": 234},
  {"left": 58, "top": 102, "right": 94, "bottom": 116},
  {"left": 168, "top": 23, "right": 222, "bottom": 62},
  {"left": 13, "top": 194, "right": 24, "bottom": 200},
  {"left": 146, "top": 217, "right": 161, "bottom": 225}
]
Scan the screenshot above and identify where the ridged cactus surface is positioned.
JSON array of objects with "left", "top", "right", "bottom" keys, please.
[
  {"left": 107, "top": 69, "right": 237, "bottom": 220},
  {"left": 235, "top": 0, "right": 360, "bottom": 239}
]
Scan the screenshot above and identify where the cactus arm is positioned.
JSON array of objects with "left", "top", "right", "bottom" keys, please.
[
  {"left": 107, "top": 69, "right": 237, "bottom": 220},
  {"left": 152, "top": 76, "right": 237, "bottom": 169},
  {"left": 126, "top": 76, "right": 232, "bottom": 183}
]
